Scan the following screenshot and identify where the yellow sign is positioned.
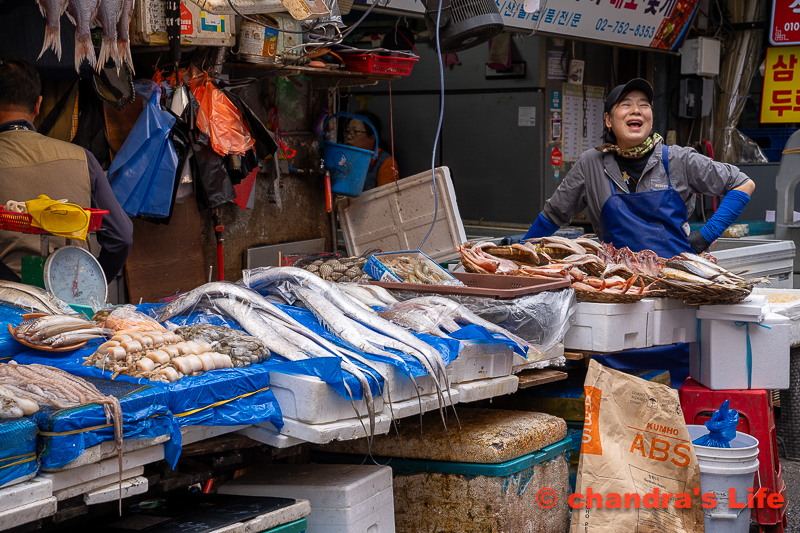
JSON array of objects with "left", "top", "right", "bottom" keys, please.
[{"left": 761, "top": 46, "right": 800, "bottom": 123}]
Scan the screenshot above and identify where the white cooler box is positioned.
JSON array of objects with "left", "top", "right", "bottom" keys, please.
[
  {"left": 646, "top": 298, "right": 698, "bottom": 346},
  {"left": 219, "top": 464, "right": 394, "bottom": 533},
  {"left": 691, "top": 310, "right": 790, "bottom": 390},
  {"left": 563, "top": 300, "right": 653, "bottom": 352}
]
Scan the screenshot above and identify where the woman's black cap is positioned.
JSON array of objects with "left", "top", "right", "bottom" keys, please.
[{"left": 604, "top": 78, "right": 654, "bottom": 113}]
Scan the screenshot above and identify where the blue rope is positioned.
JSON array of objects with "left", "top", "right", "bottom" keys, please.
[{"left": 734, "top": 321, "right": 772, "bottom": 388}]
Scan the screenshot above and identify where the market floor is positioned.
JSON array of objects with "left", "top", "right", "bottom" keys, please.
[{"left": 749, "top": 456, "right": 800, "bottom": 532}]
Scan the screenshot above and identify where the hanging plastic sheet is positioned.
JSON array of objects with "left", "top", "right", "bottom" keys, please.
[
  {"left": 0, "top": 418, "right": 38, "bottom": 488},
  {"left": 222, "top": 89, "right": 278, "bottom": 159},
  {"left": 107, "top": 84, "right": 178, "bottom": 218}
]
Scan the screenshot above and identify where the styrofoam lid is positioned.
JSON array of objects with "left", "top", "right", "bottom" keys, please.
[
  {"left": 218, "top": 464, "right": 392, "bottom": 509},
  {"left": 337, "top": 167, "right": 466, "bottom": 262},
  {"left": 697, "top": 295, "right": 769, "bottom": 318}
]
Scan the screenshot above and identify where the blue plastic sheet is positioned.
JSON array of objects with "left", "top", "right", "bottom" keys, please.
[
  {"left": 0, "top": 304, "right": 29, "bottom": 362},
  {"left": 591, "top": 343, "right": 690, "bottom": 389},
  {"left": 0, "top": 418, "right": 38, "bottom": 488},
  {"left": 692, "top": 399, "right": 739, "bottom": 449},
  {"left": 108, "top": 84, "right": 178, "bottom": 218}
]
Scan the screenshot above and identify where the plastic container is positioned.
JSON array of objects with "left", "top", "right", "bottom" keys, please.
[
  {"left": 0, "top": 208, "right": 108, "bottom": 235},
  {"left": 320, "top": 112, "right": 378, "bottom": 197},
  {"left": 218, "top": 465, "right": 394, "bottom": 533},
  {"left": 364, "top": 250, "right": 457, "bottom": 283},
  {"left": 737, "top": 128, "right": 797, "bottom": 162},
  {"left": 691, "top": 312, "right": 790, "bottom": 390},
  {"left": 563, "top": 299, "right": 655, "bottom": 352},
  {"left": 369, "top": 271, "right": 570, "bottom": 299},
  {"left": 646, "top": 298, "right": 698, "bottom": 346},
  {"left": 687, "top": 425, "right": 760, "bottom": 533},
  {"left": 342, "top": 54, "right": 418, "bottom": 76},
  {"left": 268, "top": 371, "right": 384, "bottom": 425}
]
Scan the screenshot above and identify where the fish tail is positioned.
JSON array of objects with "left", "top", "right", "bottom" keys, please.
[
  {"left": 97, "top": 37, "right": 121, "bottom": 73},
  {"left": 74, "top": 35, "right": 96, "bottom": 73},
  {"left": 118, "top": 39, "right": 135, "bottom": 74},
  {"left": 38, "top": 23, "right": 63, "bottom": 61}
]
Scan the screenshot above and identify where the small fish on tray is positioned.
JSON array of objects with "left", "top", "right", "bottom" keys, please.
[
  {"left": 12, "top": 314, "right": 112, "bottom": 350},
  {"left": 382, "top": 257, "right": 448, "bottom": 284}
]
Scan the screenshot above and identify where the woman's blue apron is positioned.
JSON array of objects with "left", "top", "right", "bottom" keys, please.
[{"left": 600, "top": 145, "right": 694, "bottom": 258}]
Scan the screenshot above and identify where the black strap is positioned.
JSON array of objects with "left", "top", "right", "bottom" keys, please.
[{"left": 38, "top": 80, "right": 78, "bottom": 137}]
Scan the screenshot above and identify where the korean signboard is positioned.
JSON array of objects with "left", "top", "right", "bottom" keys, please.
[
  {"left": 770, "top": 0, "right": 800, "bottom": 46},
  {"left": 761, "top": 46, "right": 800, "bottom": 123},
  {"left": 366, "top": 0, "right": 700, "bottom": 51}
]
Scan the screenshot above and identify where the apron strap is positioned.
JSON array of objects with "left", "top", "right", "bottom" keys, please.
[{"left": 662, "top": 144, "right": 670, "bottom": 178}]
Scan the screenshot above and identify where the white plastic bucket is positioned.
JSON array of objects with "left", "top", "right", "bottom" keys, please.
[{"left": 688, "top": 425, "right": 760, "bottom": 533}]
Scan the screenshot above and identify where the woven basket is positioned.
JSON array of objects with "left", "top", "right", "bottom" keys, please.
[
  {"left": 661, "top": 280, "right": 753, "bottom": 306},
  {"left": 574, "top": 289, "right": 645, "bottom": 304}
]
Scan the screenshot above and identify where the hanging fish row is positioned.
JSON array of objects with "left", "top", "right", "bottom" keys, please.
[{"left": 37, "top": 0, "right": 136, "bottom": 73}]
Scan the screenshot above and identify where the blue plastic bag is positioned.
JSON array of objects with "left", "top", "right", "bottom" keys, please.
[
  {"left": 107, "top": 84, "right": 178, "bottom": 218},
  {"left": 692, "top": 399, "right": 739, "bottom": 448}
]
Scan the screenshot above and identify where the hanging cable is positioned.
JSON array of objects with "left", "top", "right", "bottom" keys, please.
[{"left": 418, "top": 0, "right": 444, "bottom": 250}]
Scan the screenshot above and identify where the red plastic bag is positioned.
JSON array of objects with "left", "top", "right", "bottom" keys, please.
[{"left": 195, "top": 81, "right": 255, "bottom": 156}]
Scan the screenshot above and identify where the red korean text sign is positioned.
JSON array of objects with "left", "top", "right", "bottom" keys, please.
[
  {"left": 761, "top": 46, "right": 800, "bottom": 123},
  {"left": 770, "top": 0, "right": 800, "bottom": 46}
]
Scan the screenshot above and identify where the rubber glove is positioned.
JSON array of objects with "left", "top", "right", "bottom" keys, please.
[{"left": 523, "top": 213, "right": 560, "bottom": 241}]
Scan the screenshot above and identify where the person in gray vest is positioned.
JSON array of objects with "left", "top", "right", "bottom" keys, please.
[
  {"left": 344, "top": 111, "right": 399, "bottom": 192},
  {"left": 0, "top": 57, "right": 133, "bottom": 282}
]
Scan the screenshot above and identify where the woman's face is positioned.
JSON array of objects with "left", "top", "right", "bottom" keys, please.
[
  {"left": 604, "top": 90, "right": 653, "bottom": 150},
  {"left": 344, "top": 119, "right": 375, "bottom": 151}
]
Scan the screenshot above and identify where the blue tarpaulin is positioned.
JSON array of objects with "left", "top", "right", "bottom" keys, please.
[
  {"left": 591, "top": 343, "right": 690, "bottom": 389},
  {"left": 0, "top": 418, "right": 38, "bottom": 487}
]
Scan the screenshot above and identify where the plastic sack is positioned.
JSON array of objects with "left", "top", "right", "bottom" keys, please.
[
  {"left": 192, "top": 130, "right": 236, "bottom": 210},
  {"left": 195, "top": 81, "right": 255, "bottom": 157},
  {"left": 692, "top": 399, "right": 739, "bottom": 448},
  {"left": 107, "top": 85, "right": 178, "bottom": 218},
  {"left": 99, "top": 305, "right": 168, "bottom": 333},
  {"left": 25, "top": 194, "right": 89, "bottom": 240}
]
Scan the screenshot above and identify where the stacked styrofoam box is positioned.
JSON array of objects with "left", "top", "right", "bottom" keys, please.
[
  {"left": 563, "top": 300, "right": 654, "bottom": 352},
  {"left": 269, "top": 372, "right": 385, "bottom": 425},
  {"left": 219, "top": 464, "right": 395, "bottom": 533},
  {"left": 691, "top": 295, "right": 790, "bottom": 390},
  {"left": 752, "top": 288, "right": 800, "bottom": 347},
  {"left": 645, "top": 298, "right": 698, "bottom": 346},
  {"left": 0, "top": 478, "right": 56, "bottom": 530}
]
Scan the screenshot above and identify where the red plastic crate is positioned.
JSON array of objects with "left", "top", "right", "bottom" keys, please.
[
  {"left": 0, "top": 208, "right": 109, "bottom": 235},
  {"left": 342, "top": 54, "right": 418, "bottom": 76}
]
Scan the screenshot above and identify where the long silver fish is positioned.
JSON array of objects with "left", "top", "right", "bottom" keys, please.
[
  {"left": 95, "top": 0, "right": 124, "bottom": 72},
  {"left": 405, "top": 296, "right": 537, "bottom": 357},
  {"left": 679, "top": 253, "right": 745, "bottom": 282},
  {"left": 210, "top": 298, "right": 308, "bottom": 361},
  {"left": 338, "top": 284, "right": 386, "bottom": 309},
  {"left": 156, "top": 282, "right": 270, "bottom": 323},
  {"left": 360, "top": 285, "right": 399, "bottom": 305},
  {"left": 0, "top": 281, "right": 75, "bottom": 315},
  {"left": 66, "top": 0, "right": 100, "bottom": 72},
  {"left": 117, "top": 0, "right": 135, "bottom": 73},
  {"left": 379, "top": 304, "right": 454, "bottom": 338},
  {"left": 37, "top": 0, "right": 70, "bottom": 60}
]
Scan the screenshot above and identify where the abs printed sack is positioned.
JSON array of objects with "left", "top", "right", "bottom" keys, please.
[{"left": 572, "top": 360, "right": 704, "bottom": 533}]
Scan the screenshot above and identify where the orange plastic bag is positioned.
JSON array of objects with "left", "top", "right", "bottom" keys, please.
[{"left": 195, "top": 81, "right": 255, "bottom": 156}]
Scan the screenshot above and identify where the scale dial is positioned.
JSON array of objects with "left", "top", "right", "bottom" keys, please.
[{"left": 44, "top": 246, "right": 107, "bottom": 307}]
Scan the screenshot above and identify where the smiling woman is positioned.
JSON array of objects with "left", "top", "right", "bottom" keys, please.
[{"left": 520, "top": 78, "right": 756, "bottom": 258}]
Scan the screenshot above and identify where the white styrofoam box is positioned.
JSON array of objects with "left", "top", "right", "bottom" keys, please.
[
  {"left": 84, "top": 476, "right": 148, "bottom": 505},
  {"left": 209, "top": 500, "right": 312, "bottom": 533},
  {"left": 364, "top": 250, "right": 457, "bottom": 283},
  {"left": 691, "top": 313, "right": 790, "bottom": 390},
  {"left": 264, "top": 414, "right": 395, "bottom": 445},
  {"left": 0, "top": 496, "right": 56, "bottom": 530},
  {"left": 181, "top": 425, "right": 249, "bottom": 445},
  {"left": 386, "top": 388, "right": 459, "bottom": 420},
  {"left": 646, "top": 298, "right": 698, "bottom": 346},
  {"left": 709, "top": 238, "right": 795, "bottom": 289},
  {"left": 752, "top": 288, "right": 800, "bottom": 346},
  {"left": 54, "top": 468, "right": 144, "bottom": 501},
  {"left": 269, "top": 372, "right": 384, "bottom": 425},
  {"left": 337, "top": 167, "right": 465, "bottom": 262},
  {"left": 49, "top": 434, "right": 171, "bottom": 471},
  {"left": 454, "top": 375, "right": 518, "bottom": 404},
  {"left": 563, "top": 300, "right": 655, "bottom": 352},
  {"left": 237, "top": 425, "right": 306, "bottom": 449},
  {"left": 697, "top": 295, "right": 769, "bottom": 322},
  {"left": 0, "top": 478, "right": 52, "bottom": 514},
  {"left": 219, "top": 464, "right": 395, "bottom": 533},
  {"left": 0, "top": 472, "right": 36, "bottom": 490},
  {"left": 39, "top": 445, "right": 164, "bottom": 490}
]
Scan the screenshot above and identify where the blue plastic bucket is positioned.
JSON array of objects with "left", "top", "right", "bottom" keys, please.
[{"left": 320, "top": 112, "right": 378, "bottom": 197}]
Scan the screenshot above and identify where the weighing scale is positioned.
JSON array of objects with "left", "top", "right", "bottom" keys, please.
[{"left": 43, "top": 246, "right": 107, "bottom": 316}]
